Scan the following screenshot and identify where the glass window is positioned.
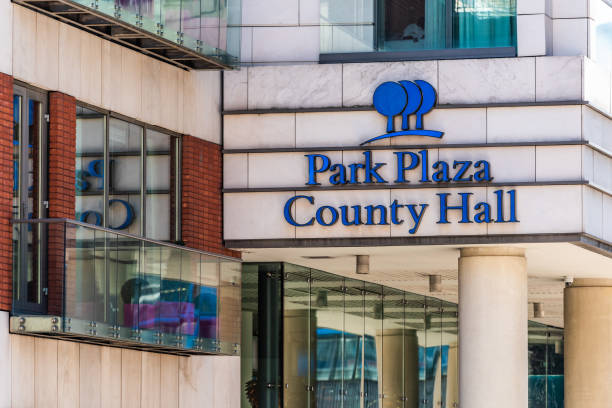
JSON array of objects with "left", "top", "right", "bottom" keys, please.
[
  {"left": 76, "top": 107, "right": 180, "bottom": 241},
  {"left": 321, "top": 0, "right": 516, "bottom": 54}
]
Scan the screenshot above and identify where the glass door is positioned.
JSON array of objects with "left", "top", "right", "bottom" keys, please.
[{"left": 12, "top": 85, "right": 48, "bottom": 313}]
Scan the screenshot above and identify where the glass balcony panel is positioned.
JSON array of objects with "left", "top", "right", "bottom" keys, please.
[
  {"left": 219, "top": 258, "right": 242, "bottom": 354},
  {"left": 158, "top": 246, "right": 183, "bottom": 347},
  {"left": 12, "top": 219, "right": 240, "bottom": 355},
  {"left": 200, "top": 255, "right": 220, "bottom": 352},
  {"left": 139, "top": 241, "right": 161, "bottom": 345},
  {"left": 181, "top": 0, "right": 203, "bottom": 52},
  {"left": 115, "top": 235, "right": 143, "bottom": 341},
  {"left": 160, "top": 0, "right": 183, "bottom": 46},
  {"left": 180, "top": 251, "right": 202, "bottom": 350}
]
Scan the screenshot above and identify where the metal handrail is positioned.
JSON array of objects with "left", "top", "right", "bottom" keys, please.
[{"left": 12, "top": 218, "right": 241, "bottom": 262}]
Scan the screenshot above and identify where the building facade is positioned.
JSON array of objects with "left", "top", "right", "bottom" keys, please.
[
  {"left": 223, "top": 0, "right": 612, "bottom": 408},
  {"left": 0, "top": 0, "right": 610, "bottom": 407},
  {"left": 0, "top": 0, "right": 243, "bottom": 406}
]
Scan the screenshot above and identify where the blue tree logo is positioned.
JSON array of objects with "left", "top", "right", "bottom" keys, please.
[{"left": 362, "top": 80, "right": 444, "bottom": 145}]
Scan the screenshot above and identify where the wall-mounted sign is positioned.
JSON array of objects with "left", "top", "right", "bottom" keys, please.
[{"left": 282, "top": 80, "right": 519, "bottom": 235}]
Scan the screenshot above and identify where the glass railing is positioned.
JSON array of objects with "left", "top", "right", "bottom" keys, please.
[
  {"left": 59, "top": 0, "right": 240, "bottom": 67},
  {"left": 11, "top": 218, "right": 241, "bottom": 355}
]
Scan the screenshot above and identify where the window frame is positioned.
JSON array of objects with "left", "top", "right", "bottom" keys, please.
[
  {"left": 321, "top": 0, "right": 517, "bottom": 63},
  {"left": 75, "top": 101, "right": 182, "bottom": 242}
]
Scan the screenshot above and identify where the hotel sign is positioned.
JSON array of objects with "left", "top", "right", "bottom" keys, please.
[{"left": 282, "top": 80, "right": 519, "bottom": 234}]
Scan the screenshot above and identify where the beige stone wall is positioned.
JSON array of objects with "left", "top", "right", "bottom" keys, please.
[{"left": 5, "top": 332, "right": 240, "bottom": 408}]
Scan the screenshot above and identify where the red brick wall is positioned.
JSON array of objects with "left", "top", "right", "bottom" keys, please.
[
  {"left": 181, "top": 135, "right": 240, "bottom": 259},
  {"left": 0, "top": 73, "right": 13, "bottom": 311},
  {"left": 47, "top": 92, "right": 76, "bottom": 315}
]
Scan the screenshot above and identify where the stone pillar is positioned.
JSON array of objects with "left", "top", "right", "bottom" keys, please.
[
  {"left": 564, "top": 279, "right": 612, "bottom": 408},
  {"left": 375, "top": 329, "right": 419, "bottom": 408},
  {"left": 459, "top": 247, "right": 527, "bottom": 408}
]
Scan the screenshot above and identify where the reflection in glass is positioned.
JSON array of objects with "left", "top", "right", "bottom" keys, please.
[
  {"left": 145, "top": 129, "right": 173, "bottom": 240},
  {"left": 321, "top": 0, "right": 516, "bottom": 54},
  {"left": 246, "top": 263, "right": 563, "bottom": 408},
  {"left": 76, "top": 106, "right": 106, "bottom": 228}
]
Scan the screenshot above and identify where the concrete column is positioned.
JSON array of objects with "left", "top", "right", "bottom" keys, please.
[
  {"left": 564, "top": 279, "right": 612, "bottom": 408},
  {"left": 375, "top": 329, "right": 419, "bottom": 408},
  {"left": 459, "top": 247, "right": 527, "bottom": 408}
]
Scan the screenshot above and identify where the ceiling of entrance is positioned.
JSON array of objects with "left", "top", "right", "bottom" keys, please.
[{"left": 239, "top": 242, "right": 612, "bottom": 328}]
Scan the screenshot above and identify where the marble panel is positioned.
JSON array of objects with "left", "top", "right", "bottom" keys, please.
[
  {"left": 535, "top": 56, "right": 583, "bottom": 101},
  {"left": 341, "top": 149, "right": 440, "bottom": 185},
  {"left": 192, "top": 70, "right": 221, "bottom": 143},
  {"left": 100, "top": 347, "right": 121, "bottom": 408},
  {"left": 101, "top": 41, "right": 122, "bottom": 112},
  {"left": 295, "top": 189, "right": 392, "bottom": 239},
  {"left": 438, "top": 58, "right": 536, "bottom": 104},
  {"left": 486, "top": 185, "right": 582, "bottom": 234},
  {"left": 517, "top": 14, "right": 547, "bottom": 57},
  {"left": 182, "top": 71, "right": 197, "bottom": 137},
  {"left": 12, "top": 6, "right": 36, "bottom": 84},
  {"left": 79, "top": 34, "right": 102, "bottom": 107},
  {"left": 79, "top": 344, "right": 101, "bottom": 408},
  {"left": 57, "top": 341, "right": 79, "bottom": 408},
  {"left": 160, "top": 63, "right": 180, "bottom": 133},
  {"left": 582, "top": 106, "right": 612, "bottom": 151},
  {"left": 535, "top": 145, "right": 582, "bottom": 182},
  {"left": 35, "top": 338, "right": 58, "bottom": 408},
  {"left": 581, "top": 145, "right": 594, "bottom": 182},
  {"left": 242, "top": 0, "right": 299, "bottom": 25},
  {"left": 300, "top": 0, "right": 321, "bottom": 25},
  {"left": 223, "top": 68, "right": 248, "bottom": 111},
  {"left": 141, "top": 353, "right": 161, "bottom": 408},
  {"left": 121, "top": 349, "right": 142, "bottom": 408},
  {"left": 178, "top": 357, "right": 196, "bottom": 408},
  {"left": 141, "top": 58, "right": 162, "bottom": 128},
  {"left": 438, "top": 146, "right": 536, "bottom": 183},
  {"left": 224, "top": 153, "right": 248, "bottom": 189},
  {"left": 593, "top": 151, "right": 612, "bottom": 191},
  {"left": 583, "top": 186, "right": 603, "bottom": 237},
  {"left": 517, "top": 0, "right": 546, "bottom": 15},
  {"left": 0, "top": 0, "right": 12, "bottom": 75},
  {"left": 35, "top": 14, "right": 59, "bottom": 90},
  {"left": 160, "top": 355, "right": 179, "bottom": 408},
  {"left": 583, "top": 57, "right": 611, "bottom": 114},
  {"left": 603, "top": 193, "right": 612, "bottom": 243},
  {"left": 58, "top": 24, "right": 81, "bottom": 97},
  {"left": 296, "top": 111, "right": 387, "bottom": 148},
  {"left": 252, "top": 26, "right": 320, "bottom": 63},
  {"left": 11, "top": 334, "right": 34, "bottom": 408},
  {"left": 553, "top": 18, "right": 588, "bottom": 56},
  {"left": 225, "top": 113, "right": 295, "bottom": 149},
  {"left": 390, "top": 107, "right": 487, "bottom": 145},
  {"left": 247, "top": 64, "right": 342, "bottom": 109},
  {"left": 240, "top": 27, "right": 253, "bottom": 64},
  {"left": 120, "top": 48, "right": 142, "bottom": 120},
  {"left": 552, "top": 0, "right": 588, "bottom": 18},
  {"left": 224, "top": 192, "right": 297, "bottom": 239},
  {"left": 248, "top": 151, "right": 341, "bottom": 188},
  {"left": 212, "top": 356, "right": 241, "bottom": 408},
  {"left": 0, "top": 313, "right": 10, "bottom": 408},
  {"left": 342, "top": 61, "right": 438, "bottom": 107},
  {"left": 486, "top": 105, "right": 582, "bottom": 143},
  {"left": 391, "top": 187, "right": 488, "bottom": 237}
]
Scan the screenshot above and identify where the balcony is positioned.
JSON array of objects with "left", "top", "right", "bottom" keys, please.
[
  {"left": 13, "top": 0, "right": 241, "bottom": 69},
  {"left": 11, "top": 219, "right": 242, "bottom": 356}
]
